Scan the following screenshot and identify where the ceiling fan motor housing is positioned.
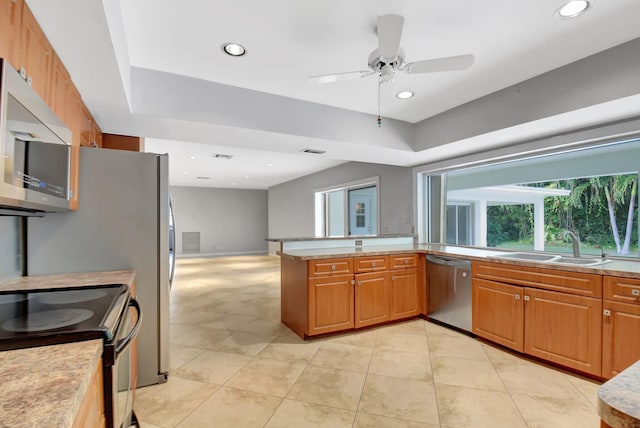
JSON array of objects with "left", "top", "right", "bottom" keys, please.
[{"left": 368, "top": 48, "right": 405, "bottom": 82}]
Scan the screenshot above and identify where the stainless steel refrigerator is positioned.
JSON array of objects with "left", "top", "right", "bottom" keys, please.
[{"left": 27, "top": 147, "right": 172, "bottom": 387}]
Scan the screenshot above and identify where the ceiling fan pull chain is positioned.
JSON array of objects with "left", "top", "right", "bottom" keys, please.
[{"left": 377, "top": 78, "right": 382, "bottom": 127}]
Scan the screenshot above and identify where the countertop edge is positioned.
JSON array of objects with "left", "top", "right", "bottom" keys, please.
[
  {"left": 278, "top": 245, "right": 640, "bottom": 278},
  {"left": 597, "top": 360, "right": 640, "bottom": 427}
]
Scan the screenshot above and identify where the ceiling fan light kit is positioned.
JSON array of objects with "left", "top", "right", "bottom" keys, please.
[{"left": 308, "top": 13, "right": 475, "bottom": 127}]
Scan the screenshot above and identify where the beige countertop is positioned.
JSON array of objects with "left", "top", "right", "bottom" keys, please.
[
  {"left": 0, "top": 269, "right": 136, "bottom": 292},
  {"left": 0, "top": 270, "right": 136, "bottom": 427},
  {"left": 0, "top": 340, "right": 102, "bottom": 428},
  {"left": 598, "top": 360, "right": 640, "bottom": 427},
  {"left": 279, "top": 243, "right": 640, "bottom": 278}
]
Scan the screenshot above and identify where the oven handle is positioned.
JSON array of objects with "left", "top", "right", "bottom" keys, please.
[{"left": 115, "top": 298, "right": 142, "bottom": 357}]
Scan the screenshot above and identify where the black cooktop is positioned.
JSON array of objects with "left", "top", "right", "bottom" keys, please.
[{"left": 0, "top": 284, "right": 129, "bottom": 351}]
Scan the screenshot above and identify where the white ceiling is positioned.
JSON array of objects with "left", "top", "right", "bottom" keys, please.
[{"left": 26, "top": 0, "right": 640, "bottom": 189}]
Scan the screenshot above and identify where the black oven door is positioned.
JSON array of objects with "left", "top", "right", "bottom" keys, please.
[{"left": 106, "top": 297, "right": 142, "bottom": 428}]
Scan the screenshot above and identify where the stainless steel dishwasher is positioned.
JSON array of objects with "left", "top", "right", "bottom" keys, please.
[{"left": 426, "top": 254, "right": 472, "bottom": 333}]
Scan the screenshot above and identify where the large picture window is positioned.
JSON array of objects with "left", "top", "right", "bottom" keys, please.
[{"left": 420, "top": 138, "right": 640, "bottom": 258}]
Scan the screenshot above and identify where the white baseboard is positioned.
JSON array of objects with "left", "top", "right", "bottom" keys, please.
[{"left": 176, "top": 250, "right": 269, "bottom": 259}]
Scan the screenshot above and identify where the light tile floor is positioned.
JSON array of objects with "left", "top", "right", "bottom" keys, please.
[{"left": 134, "top": 255, "right": 602, "bottom": 428}]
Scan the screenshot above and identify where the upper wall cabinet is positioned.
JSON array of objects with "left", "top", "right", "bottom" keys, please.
[
  {"left": 0, "top": 0, "right": 23, "bottom": 68},
  {"left": 19, "top": 3, "right": 53, "bottom": 103},
  {"left": 50, "top": 53, "right": 71, "bottom": 124}
]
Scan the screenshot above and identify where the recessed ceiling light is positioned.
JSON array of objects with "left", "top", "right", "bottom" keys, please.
[
  {"left": 556, "top": 0, "right": 591, "bottom": 18},
  {"left": 266, "top": 163, "right": 273, "bottom": 167},
  {"left": 231, "top": 182, "right": 236, "bottom": 186},
  {"left": 395, "top": 91, "right": 414, "bottom": 99},
  {"left": 182, "top": 171, "right": 188, "bottom": 175},
  {"left": 222, "top": 42, "right": 246, "bottom": 57},
  {"left": 188, "top": 155, "right": 197, "bottom": 160},
  {"left": 245, "top": 175, "right": 250, "bottom": 179}
]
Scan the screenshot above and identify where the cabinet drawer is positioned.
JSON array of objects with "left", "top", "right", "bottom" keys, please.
[
  {"left": 472, "top": 261, "right": 602, "bottom": 298},
  {"left": 604, "top": 276, "right": 640, "bottom": 305},
  {"left": 354, "top": 256, "right": 389, "bottom": 273},
  {"left": 390, "top": 254, "right": 418, "bottom": 269},
  {"left": 308, "top": 258, "right": 353, "bottom": 277}
]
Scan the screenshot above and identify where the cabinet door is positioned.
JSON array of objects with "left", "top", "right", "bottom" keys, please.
[
  {"left": 390, "top": 268, "right": 419, "bottom": 320},
  {"left": 524, "top": 288, "right": 602, "bottom": 376},
  {"left": 20, "top": 3, "right": 53, "bottom": 102},
  {"left": 602, "top": 300, "right": 640, "bottom": 379},
  {"left": 50, "top": 53, "right": 70, "bottom": 122},
  {"left": 355, "top": 271, "right": 389, "bottom": 328},
  {"left": 472, "top": 278, "right": 524, "bottom": 352},
  {"left": 308, "top": 274, "right": 354, "bottom": 335},
  {"left": 0, "top": 0, "right": 23, "bottom": 68}
]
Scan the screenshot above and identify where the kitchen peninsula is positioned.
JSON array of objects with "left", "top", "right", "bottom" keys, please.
[{"left": 277, "top": 237, "right": 640, "bottom": 381}]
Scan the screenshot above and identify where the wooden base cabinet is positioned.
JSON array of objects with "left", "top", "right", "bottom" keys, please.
[
  {"left": 602, "top": 275, "right": 640, "bottom": 378},
  {"left": 472, "top": 262, "right": 603, "bottom": 377},
  {"left": 602, "top": 300, "right": 640, "bottom": 378},
  {"left": 281, "top": 253, "right": 424, "bottom": 339},
  {"left": 308, "top": 274, "right": 354, "bottom": 335},
  {"left": 472, "top": 278, "right": 524, "bottom": 351},
  {"left": 390, "top": 268, "right": 419, "bottom": 320},
  {"left": 524, "top": 287, "right": 602, "bottom": 376},
  {"left": 355, "top": 271, "right": 389, "bottom": 328}
]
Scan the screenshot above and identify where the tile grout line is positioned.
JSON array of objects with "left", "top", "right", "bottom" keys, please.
[{"left": 481, "top": 344, "right": 532, "bottom": 428}]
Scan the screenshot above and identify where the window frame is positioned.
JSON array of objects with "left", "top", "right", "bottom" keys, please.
[{"left": 314, "top": 176, "right": 380, "bottom": 238}]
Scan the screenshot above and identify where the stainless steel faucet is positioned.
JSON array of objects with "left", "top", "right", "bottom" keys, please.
[{"left": 562, "top": 229, "right": 581, "bottom": 257}]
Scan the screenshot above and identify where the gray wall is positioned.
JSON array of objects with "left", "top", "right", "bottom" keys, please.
[
  {"left": 0, "top": 217, "right": 21, "bottom": 282},
  {"left": 268, "top": 162, "right": 413, "bottom": 239},
  {"left": 171, "top": 186, "right": 268, "bottom": 256},
  {"left": 415, "top": 38, "right": 640, "bottom": 152}
]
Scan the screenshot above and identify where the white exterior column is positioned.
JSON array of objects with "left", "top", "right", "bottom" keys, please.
[
  {"left": 476, "top": 201, "right": 487, "bottom": 247},
  {"left": 534, "top": 199, "right": 545, "bottom": 251}
]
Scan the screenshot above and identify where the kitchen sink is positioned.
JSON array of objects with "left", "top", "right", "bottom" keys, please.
[
  {"left": 493, "top": 252, "right": 610, "bottom": 267},
  {"left": 550, "top": 256, "right": 610, "bottom": 266},
  {"left": 493, "top": 252, "right": 560, "bottom": 262}
]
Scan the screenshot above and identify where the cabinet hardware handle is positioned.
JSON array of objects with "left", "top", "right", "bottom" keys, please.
[
  {"left": 515, "top": 295, "right": 520, "bottom": 300},
  {"left": 331, "top": 265, "right": 336, "bottom": 271},
  {"left": 603, "top": 309, "right": 611, "bottom": 317},
  {"left": 523, "top": 295, "right": 530, "bottom": 301},
  {"left": 372, "top": 262, "right": 376, "bottom": 267},
  {"left": 351, "top": 280, "right": 355, "bottom": 285},
  {"left": 391, "top": 276, "right": 396, "bottom": 281},
  {"left": 357, "top": 281, "right": 362, "bottom": 286},
  {"left": 632, "top": 289, "right": 640, "bottom": 296}
]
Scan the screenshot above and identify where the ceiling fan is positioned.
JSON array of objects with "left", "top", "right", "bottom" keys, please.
[{"left": 309, "top": 14, "right": 475, "bottom": 125}]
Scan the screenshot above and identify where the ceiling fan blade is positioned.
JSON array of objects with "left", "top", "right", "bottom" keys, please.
[
  {"left": 308, "top": 70, "right": 373, "bottom": 84},
  {"left": 377, "top": 14, "right": 404, "bottom": 59},
  {"left": 404, "top": 54, "right": 475, "bottom": 74}
]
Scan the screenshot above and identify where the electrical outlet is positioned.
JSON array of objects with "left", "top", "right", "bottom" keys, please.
[{"left": 355, "top": 240, "right": 363, "bottom": 246}]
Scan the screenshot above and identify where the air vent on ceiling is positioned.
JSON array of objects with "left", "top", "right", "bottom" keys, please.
[
  {"left": 213, "top": 153, "right": 234, "bottom": 160},
  {"left": 197, "top": 176, "right": 211, "bottom": 180},
  {"left": 301, "top": 148, "right": 326, "bottom": 155}
]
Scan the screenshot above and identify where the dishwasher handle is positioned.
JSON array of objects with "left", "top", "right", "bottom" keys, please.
[{"left": 426, "top": 254, "right": 471, "bottom": 269}]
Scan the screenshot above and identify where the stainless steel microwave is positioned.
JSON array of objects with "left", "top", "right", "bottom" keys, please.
[{"left": 0, "top": 58, "right": 72, "bottom": 213}]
